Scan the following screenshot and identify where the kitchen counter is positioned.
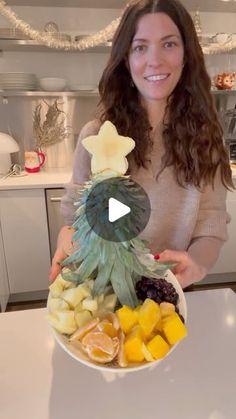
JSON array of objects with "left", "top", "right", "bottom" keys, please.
[
  {"left": 0, "top": 167, "right": 236, "bottom": 191},
  {"left": 0, "top": 168, "right": 71, "bottom": 190},
  {"left": 1, "top": 288, "right": 236, "bottom": 419}
]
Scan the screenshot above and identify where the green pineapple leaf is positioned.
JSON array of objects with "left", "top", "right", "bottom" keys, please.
[
  {"left": 110, "top": 257, "right": 138, "bottom": 308},
  {"left": 93, "top": 252, "right": 116, "bottom": 296},
  {"left": 62, "top": 172, "right": 174, "bottom": 306}
]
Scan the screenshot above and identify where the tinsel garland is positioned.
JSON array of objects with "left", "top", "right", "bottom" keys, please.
[
  {"left": 0, "top": 0, "right": 121, "bottom": 50},
  {"left": 0, "top": 0, "right": 236, "bottom": 54}
]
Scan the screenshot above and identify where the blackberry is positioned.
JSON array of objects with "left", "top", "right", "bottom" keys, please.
[{"left": 135, "top": 277, "right": 179, "bottom": 307}]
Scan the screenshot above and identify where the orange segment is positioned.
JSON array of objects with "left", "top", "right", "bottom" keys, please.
[
  {"left": 82, "top": 331, "right": 115, "bottom": 355},
  {"left": 102, "top": 311, "right": 120, "bottom": 330},
  {"left": 69, "top": 318, "right": 99, "bottom": 342},
  {"left": 112, "top": 336, "right": 120, "bottom": 359},
  {"left": 97, "top": 320, "right": 118, "bottom": 338},
  {"left": 86, "top": 347, "right": 116, "bottom": 364},
  {"left": 117, "top": 330, "right": 128, "bottom": 368}
]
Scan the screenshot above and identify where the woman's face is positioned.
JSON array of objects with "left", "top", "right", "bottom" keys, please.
[{"left": 128, "top": 12, "right": 184, "bottom": 108}]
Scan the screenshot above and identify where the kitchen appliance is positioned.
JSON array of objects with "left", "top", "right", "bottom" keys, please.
[
  {"left": 45, "top": 188, "right": 65, "bottom": 259},
  {"left": 223, "top": 107, "right": 236, "bottom": 163},
  {"left": 0, "top": 132, "right": 19, "bottom": 174}
]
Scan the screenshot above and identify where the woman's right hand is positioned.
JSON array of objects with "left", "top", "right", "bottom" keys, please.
[{"left": 49, "top": 226, "right": 75, "bottom": 282}]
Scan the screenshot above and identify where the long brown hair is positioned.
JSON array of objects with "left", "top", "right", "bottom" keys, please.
[{"left": 98, "top": 0, "right": 233, "bottom": 189}]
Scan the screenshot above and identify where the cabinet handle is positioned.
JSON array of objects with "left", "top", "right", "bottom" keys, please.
[{"left": 50, "top": 197, "right": 62, "bottom": 202}]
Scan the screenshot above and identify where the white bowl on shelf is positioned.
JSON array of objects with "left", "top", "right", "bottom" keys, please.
[{"left": 39, "top": 77, "right": 67, "bottom": 91}]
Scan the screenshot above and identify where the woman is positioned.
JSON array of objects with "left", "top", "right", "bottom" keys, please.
[{"left": 50, "top": 0, "right": 234, "bottom": 288}]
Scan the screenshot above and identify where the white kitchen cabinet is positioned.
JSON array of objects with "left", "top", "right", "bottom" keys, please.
[
  {"left": 0, "top": 188, "right": 51, "bottom": 297},
  {"left": 0, "top": 223, "right": 10, "bottom": 311},
  {"left": 203, "top": 185, "right": 236, "bottom": 283}
]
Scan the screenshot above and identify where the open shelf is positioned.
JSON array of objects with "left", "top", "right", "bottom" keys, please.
[
  {"left": 0, "top": 90, "right": 236, "bottom": 99},
  {"left": 0, "top": 39, "right": 111, "bottom": 53},
  {"left": 0, "top": 90, "right": 99, "bottom": 98},
  {"left": 211, "top": 90, "right": 236, "bottom": 96}
]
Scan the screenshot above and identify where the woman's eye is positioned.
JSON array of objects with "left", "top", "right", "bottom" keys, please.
[
  {"left": 164, "top": 41, "right": 177, "bottom": 48},
  {"left": 133, "top": 44, "right": 147, "bottom": 53}
]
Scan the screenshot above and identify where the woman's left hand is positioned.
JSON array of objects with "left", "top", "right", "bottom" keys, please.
[{"left": 157, "top": 249, "right": 207, "bottom": 288}]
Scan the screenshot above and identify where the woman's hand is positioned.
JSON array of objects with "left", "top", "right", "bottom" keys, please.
[
  {"left": 157, "top": 249, "right": 207, "bottom": 288},
  {"left": 49, "top": 226, "right": 75, "bottom": 282}
]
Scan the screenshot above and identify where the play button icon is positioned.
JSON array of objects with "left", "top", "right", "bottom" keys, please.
[
  {"left": 85, "top": 177, "right": 151, "bottom": 242},
  {"left": 108, "top": 198, "right": 131, "bottom": 222}
]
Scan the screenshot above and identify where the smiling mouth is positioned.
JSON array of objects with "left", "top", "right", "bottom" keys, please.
[{"left": 145, "top": 74, "right": 170, "bottom": 81}]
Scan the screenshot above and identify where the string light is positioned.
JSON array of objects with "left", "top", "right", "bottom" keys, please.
[{"left": 0, "top": 0, "right": 120, "bottom": 50}]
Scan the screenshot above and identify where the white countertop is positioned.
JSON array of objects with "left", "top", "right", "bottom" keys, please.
[
  {"left": 0, "top": 167, "right": 236, "bottom": 191},
  {"left": 1, "top": 289, "right": 236, "bottom": 419},
  {"left": 0, "top": 169, "right": 71, "bottom": 190}
]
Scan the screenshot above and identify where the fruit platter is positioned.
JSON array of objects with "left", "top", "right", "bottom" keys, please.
[{"left": 47, "top": 121, "right": 188, "bottom": 372}]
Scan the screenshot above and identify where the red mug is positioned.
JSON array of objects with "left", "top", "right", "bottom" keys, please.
[{"left": 25, "top": 150, "right": 45, "bottom": 173}]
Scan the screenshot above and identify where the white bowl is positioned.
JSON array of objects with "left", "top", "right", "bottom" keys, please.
[
  {"left": 39, "top": 77, "right": 67, "bottom": 91},
  {"left": 51, "top": 269, "right": 187, "bottom": 374}
]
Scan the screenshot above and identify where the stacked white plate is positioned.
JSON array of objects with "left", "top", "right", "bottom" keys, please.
[{"left": 0, "top": 72, "right": 37, "bottom": 91}]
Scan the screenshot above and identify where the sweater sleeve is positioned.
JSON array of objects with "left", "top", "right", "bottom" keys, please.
[
  {"left": 187, "top": 168, "right": 231, "bottom": 272},
  {"left": 60, "top": 120, "right": 100, "bottom": 225}
]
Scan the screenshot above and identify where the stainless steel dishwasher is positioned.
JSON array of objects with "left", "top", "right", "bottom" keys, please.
[{"left": 45, "top": 188, "right": 65, "bottom": 259}]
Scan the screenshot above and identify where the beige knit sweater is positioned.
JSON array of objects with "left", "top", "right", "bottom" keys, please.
[{"left": 61, "top": 120, "right": 230, "bottom": 274}]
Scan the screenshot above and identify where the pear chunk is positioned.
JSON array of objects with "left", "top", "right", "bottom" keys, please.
[
  {"left": 47, "top": 311, "right": 77, "bottom": 335},
  {"left": 82, "top": 121, "right": 135, "bottom": 175}
]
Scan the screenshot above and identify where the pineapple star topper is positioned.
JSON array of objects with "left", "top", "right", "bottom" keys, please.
[{"left": 82, "top": 121, "right": 135, "bottom": 175}]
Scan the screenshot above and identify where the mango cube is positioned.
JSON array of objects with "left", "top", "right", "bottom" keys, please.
[
  {"left": 124, "top": 326, "right": 144, "bottom": 362},
  {"left": 160, "top": 302, "right": 175, "bottom": 318},
  {"left": 116, "top": 305, "right": 138, "bottom": 334},
  {"left": 162, "top": 313, "right": 187, "bottom": 345},
  {"left": 138, "top": 299, "right": 161, "bottom": 339},
  {"left": 153, "top": 319, "right": 163, "bottom": 333},
  {"left": 146, "top": 335, "right": 170, "bottom": 359}
]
